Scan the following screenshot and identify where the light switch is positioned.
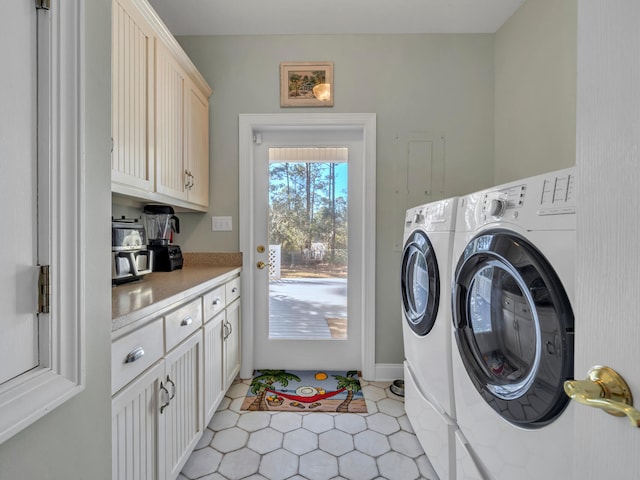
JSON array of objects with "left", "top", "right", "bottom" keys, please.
[{"left": 211, "top": 216, "right": 232, "bottom": 231}]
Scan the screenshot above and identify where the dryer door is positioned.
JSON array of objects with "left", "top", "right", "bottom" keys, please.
[
  {"left": 401, "top": 230, "right": 440, "bottom": 336},
  {"left": 452, "top": 229, "right": 574, "bottom": 428}
]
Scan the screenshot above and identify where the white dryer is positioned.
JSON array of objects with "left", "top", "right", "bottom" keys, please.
[
  {"left": 400, "top": 197, "right": 458, "bottom": 480},
  {"left": 450, "top": 168, "right": 576, "bottom": 480}
]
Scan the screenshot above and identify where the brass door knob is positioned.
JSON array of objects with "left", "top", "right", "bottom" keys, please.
[
  {"left": 564, "top": 366, "right": 640, "bottom": 427},
  {"left": 256, "top": 261, "right": 271, "bottom": 270}
]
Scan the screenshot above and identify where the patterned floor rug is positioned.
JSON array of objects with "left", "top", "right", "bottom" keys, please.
[{"left": 240, "top": 369, "right": 367, "bottom": 413}]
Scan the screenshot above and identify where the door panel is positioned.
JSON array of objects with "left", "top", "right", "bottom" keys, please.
[
  {"left": 252, "top": 128, "right": 363, "bottom": 371},
  {"left": 574, "top": 1, "right": 640, "bottom": 476},
  {"left": 155, "top": 39, "right": 186, "bottom": 200},
  {"left": 111, "top": 0, "right": 155, "bottom": 191},
  {"left": 0, "top": 0, "right": 39, "bottom": 384}
]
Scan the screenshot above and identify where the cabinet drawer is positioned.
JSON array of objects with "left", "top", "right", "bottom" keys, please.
[
  {"left": 226, "top": 277, "right": 241, "bottom": 304},
  {"left": 165, "top": 298, "right": 203, "bottom": 351},
  {"left": 112, "top": 318, "right": 164, "bottom": 395},
  {"left": 203, "top": 285, "right": 226, "bottom": 321}
]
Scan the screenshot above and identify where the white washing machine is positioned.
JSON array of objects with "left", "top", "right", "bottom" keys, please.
[
  {"left": 450, "top": 167, "right": 576, "bottom": 480},
  {"left": 400, "top": 197, "right": 458, "bottom": 480}
]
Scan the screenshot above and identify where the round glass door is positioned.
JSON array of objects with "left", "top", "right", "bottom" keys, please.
[
  {"left": 452, "top": 229, "right": 574, "bottom": 428},
  {"left": 401, "top": 230, "right": 440, "bottom": 336}
]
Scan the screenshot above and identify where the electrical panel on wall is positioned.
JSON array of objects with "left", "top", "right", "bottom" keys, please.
[{"left": 393, "top": 132, "right": 446, "bottom": 252}]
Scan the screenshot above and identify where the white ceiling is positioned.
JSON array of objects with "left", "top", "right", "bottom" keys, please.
[{"left": 146, "top": 0, "right": 526, "bottom": 36}]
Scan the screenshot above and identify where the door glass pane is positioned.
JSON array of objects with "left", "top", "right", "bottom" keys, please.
[
  {"left": 467, "top": 264, "right": 538, "bottom": 398},
  {"left": 268, "top": 148, "right": 348, "bottom": 340},
  {"left": 404, "top": 245, "right": 428, "bottom": 324}
]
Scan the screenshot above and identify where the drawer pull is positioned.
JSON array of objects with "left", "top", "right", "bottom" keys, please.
[
  {"left": 124, "top": 347, "right": 145, "bottom": 364},
  {"left": 231, "top": 287, "right": 238, "bottom": 294},
  {"left": 223, "top": 320, "right": 233, "bottom": 340},
  {"left": 159, "top": 381, "right": 170, "bottom": 414},
  {"left": 223, "top": 322, "right": 230, "bottom": 340},
  {"left": 166, "top": 375, "right": 176, "bottom": 400},
  {"left": 181, "top": 317, "right": 193, "bottom": 327},
  {"left": 212, "top": 298, "right": 222, "bottom": 306}
]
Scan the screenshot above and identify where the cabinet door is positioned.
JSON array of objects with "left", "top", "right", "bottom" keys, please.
[
  {"left": 164, "top": 331, "right": 203, "bottom": 480},
  {"left": 184, "top": 79, "right": 209, "bottom": 208},
  {"left": 111, "top": 0, "right": 155, "bottom": 192},
  {"left": 112, "top": 361, "right": 165, "bottom": 480},
  {"left": 155, "top": 38, "right": 187, "bottom": 201},
  {"left": 203, "top": 313, "right": 225, "bottom": 425},
  {"left": 224, "top": 299, "right": 241, "bottom": 389}
]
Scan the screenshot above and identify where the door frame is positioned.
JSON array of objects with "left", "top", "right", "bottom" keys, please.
[
  {"left": 239, "top": 113, "right": 376, "bottom": 380},
  {"left": 0, "top": 0, "right": 84, "bottom": 444}
]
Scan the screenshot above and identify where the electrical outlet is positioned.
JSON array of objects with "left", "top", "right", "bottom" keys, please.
[{"left": 211, "top": 216, "right": 232, "bottom": 231}]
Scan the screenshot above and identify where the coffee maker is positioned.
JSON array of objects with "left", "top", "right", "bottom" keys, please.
[
  {"left": 112, "top": 218, "right": 153, "bottom": 284},
  {"left": 143, "top": 205, "right": 183, "bottom": 271}
]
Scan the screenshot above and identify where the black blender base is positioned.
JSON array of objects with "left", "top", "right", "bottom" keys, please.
[{"left": 149, "top": 244, "right": 183, "bottom": 271}]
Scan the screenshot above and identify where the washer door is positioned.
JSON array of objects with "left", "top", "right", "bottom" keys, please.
[
  {"left": 452, "top": 229, "right": 574, "bottom": 428},
  {"left": 401, "top": 230, "right": 440, "bottom": 336}
]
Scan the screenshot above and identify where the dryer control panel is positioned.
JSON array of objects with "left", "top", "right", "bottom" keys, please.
[
  {"left": 480, "top": 170, "right": 576, "bottom": 219},
  {"left": 460, "top": 167, "right": 577, "bottom": 232},
  {"left": 539, "top": 172, "right": 576, "bottom": 216},
  {"left": 481, "top": 184, "right": 526, "bottom": 219}
]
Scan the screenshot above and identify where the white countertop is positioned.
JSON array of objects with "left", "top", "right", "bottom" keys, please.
[{"left": 112, "top": 265, "right": 241, "bottom": 333}]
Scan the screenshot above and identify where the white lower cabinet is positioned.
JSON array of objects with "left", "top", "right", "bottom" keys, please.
[
  {"left": 203, "top": 312, "right": 224, "bottom": 425},
  {"left": 223, "top": 299, "right": 241, "bottom": 389},
  {"left": 112, "top": 361, "right": 165, "bottom": 480},
  {"left": 163, "top": 332, "right": 203, "bottom": 479},
  {"left": 112, "top": 330, "right": 202, "bottom": 480},
  {"left": 202, "top": 277, "right": 242, "bottom": 425},
  {"left": 112, "top": 273, "right": 240, "bottom": 480}
]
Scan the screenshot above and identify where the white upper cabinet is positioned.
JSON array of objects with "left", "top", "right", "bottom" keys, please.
[
  {"left": 155, "top": 39, "right": 188, "bottom": 202},
  {"left": 111, "top": 0, "right": 155, "bottom": 193},
  {"left": 184, "top": 78, "right": 210, "bottom": 208},
  {"left": 111, "top": 0, "right": 212, "bottom": 212}
]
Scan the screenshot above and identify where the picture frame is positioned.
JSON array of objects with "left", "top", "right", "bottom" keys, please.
[{"left": 280, "top": 61, "right": 334, "bottom": 107}]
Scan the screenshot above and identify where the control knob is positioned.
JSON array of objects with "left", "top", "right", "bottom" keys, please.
[{"left": 487, "top": 198, "right": 506, "bottom": 217}]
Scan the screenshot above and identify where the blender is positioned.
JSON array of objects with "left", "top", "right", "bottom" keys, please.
[{"left": 143, "top": 205, "right": 183, "bottom": 271}]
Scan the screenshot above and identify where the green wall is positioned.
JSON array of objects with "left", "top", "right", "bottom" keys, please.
[
  {"left": 0, "top": 0, "right": 112, "bottom": 477},
  {"left": 175, "top": 33, "right": 496, "bottom": 364},
  {"left": 495, "top": 0, "right": 577, "bottom": 183}
]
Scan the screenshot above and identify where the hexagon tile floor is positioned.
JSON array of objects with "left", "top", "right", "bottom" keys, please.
[{"left": 178, "top": 378, "right": 438, "bottom": 480}]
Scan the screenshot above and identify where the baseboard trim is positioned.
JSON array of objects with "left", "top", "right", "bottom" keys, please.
[{"left": 371, "top": 363, "right": 404, "bottom": 382}]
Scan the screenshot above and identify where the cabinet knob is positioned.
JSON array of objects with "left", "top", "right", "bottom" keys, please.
[{"left": 181, "top": 317, "right": 193, "bottom": 327}]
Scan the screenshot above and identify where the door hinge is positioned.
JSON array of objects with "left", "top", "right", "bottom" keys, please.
[
  {"left": 35, "top": 0, "right": 50, "bottom": 10},
  {"left": 38, "top": 265, "right": 51, "bottom": 314}
]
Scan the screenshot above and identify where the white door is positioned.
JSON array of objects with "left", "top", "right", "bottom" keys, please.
[
  {"left": 0, "top": 0, "right": 39, "bottom": 384},
  {"left": 573, "top": 1, "right": 640, "bottom": 477},
  {"left": 239, "top": 114, "right": 376, "bottom": 379}
]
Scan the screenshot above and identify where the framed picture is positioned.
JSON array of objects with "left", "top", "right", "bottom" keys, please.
[{"left": 280, "top": 61, "right": 334, "bottom": 107}]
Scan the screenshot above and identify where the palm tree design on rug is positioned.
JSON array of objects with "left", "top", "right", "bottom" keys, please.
[
  {"left": 333, "top": 370, "right": 362, "bottom": 413},
  {"left": 248, "top": 370, "right": 301, "bottom": 411}
]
